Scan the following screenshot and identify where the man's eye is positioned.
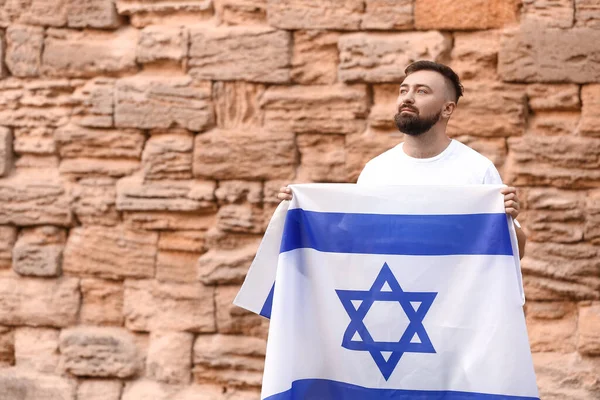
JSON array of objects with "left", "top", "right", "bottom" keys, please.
[{"left": 417, "top": 89, "right": 427, "bottom": 94}]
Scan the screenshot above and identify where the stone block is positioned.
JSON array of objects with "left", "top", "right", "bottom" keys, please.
[
  {"left": 579, "top": 84, "right": 600, "bottom": 137},
  {"left": 19, "top": 0, "right": 68, "bottom": 27},
  {"left": 80, "top": 278, "right": 124, "bottom": 326},
  {"left": 528, "top": 112, "right": 579, "bottom": 136},
  {"left": 499, "top": 24, "right": 600, "bottom": 83},
  {"left": 63, "top": 226, "right": 158, "bottom": 279},
  {"left": 522, "top": 0, "right": 574, "bottom": 28},
  {"left": 77, "top": 380, "right": 123, "bottom": 400},
  {"left": 578, "top": 302, "right": 600, "bottom": 355},
  {"left": 505, "top": 136, "right": 600, "bottom": 188},
  {"left": 198, "top": 239, "right": 259, "bottom": 285},
  {"left": 291, "top": 30, "right": 339, "bottom": 85},
  {"left": 13, "top": 127, "right": 56, "bottom": 155},
  {"left": 215, "top": 181, "right": 262, "bottom": 204},
  {"left": 146, "top": 331, "right": 193, "bottom": 384},
  {"left": 415, "top": 0, "right": 519, "bottom": 29},
  {"left": 14, "top": 327, "right": 59, "bottom": 373},
  {"left": 116, "top": 175, "right": 215, "bottom": 212},
  {"left": 0, "top": 226, "right": 17, "bottom": 269},
  {"left": 296, "top": 134, "right": 347, "bottom": 183},
  {"left": 159, "top": 231, "right": 206, "bottom": 253},
  {"left": 215, "top": 285, "right": 268, "bottom": 337},
  {"left": 0, "top": 127, "right": 13, "bottom": 177},
  {"left": 5, "top": 25, "right": 44, "bottom": 77},
  {"left": 115, "top": 76, "right": 213, "bottom": 131},
  {"left": 0, "top": 276, "right": 79, "bottom": 327},
  {"left": 42, "top": 27, "right": 138, "bottom": 77},
  {"left": 0, "top": 368, "right": 76, "bottom": 400},
  {"left": 526, "top": 84, "right": 581, "bottom": 111},
  {"left": 142, "top": 131, "right": 193, "bottom": 180},
  {"left": 576, "top": 0, "right": 600, "bottom": 28},
  {"left": 361, "top": 0, "right": 413, "bottom": 30},
  {"left": 213, "top": 81, "right": 265, "bottom": 129},
  {"left": 586, "top": 189, "right": 600, "bottom": 245},
  {"left": 116, "top": 0, "right": 213, "bottom": 27},
  {"left": 533, "top": 352, "right": 600, "bottom": 399},
  {"left": 70, "top": 177, "right": 120, "bottom": 226},
  {"left": 338, "top": 31, "right": 451, "bottom": 83},
  {"left": 60, "top": 327, "right": 140, "bottom": 378},
  {"left": 123, "top": 211, "right": 216, "bottom": 231},
  {"left": 12, "top": 226, "right": 66, "bottom": 277},
  {"left": 124, "top": 279, "right": 215, "bottom": 332},
  {"left": 525, "top": 302, "right": 577, "bottom": 353},
  {"left": 156, "top": 250, "right": 202, "bottom": 283},
  {"left": 67, "top": 0, "right": 121, "bottom": 29},
  {"left": 266, "top": 0, "right": 362, "bottom": 30},
  {"left": 216, "top": 204, "right": 264, "bottom": 234},
  {"left": 193, "top": 129, "right": 296, "bottom": 180},
  {"left": 55, "top": 124, "right": 145, "bottom": 159},
  {"left": 193, "top": 334, "right": 265, "bottom": 387},
  {"left": 189, "top": 25, "right": 291, "bottom": 83},
  {"left": 261, "top": 84, "right": 369, "bottom": 135},
  {"left": 215, "top": 0, "right": 267, "bottom": 25},
  {"left": 71, "top": 78, "right": 115, "bottom": 128},
  {"left": 450, "top": 30, "right": 501, "bottom": 81},
  {"left": 0, "top": 169, "right": 72, "bottom": 226},
  {"left": 59, "top": 158, "right": 140, "bottom": 178},
  {"left": 0, "top": 326, "right": 14, "bottom": 367},
  {"left": 137, "top": 25, "right": 188, "bottom": 63}
]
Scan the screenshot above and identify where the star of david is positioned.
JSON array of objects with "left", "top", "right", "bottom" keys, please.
[{"left": 336, "top": 262, "right": 437, "bottom": 380}]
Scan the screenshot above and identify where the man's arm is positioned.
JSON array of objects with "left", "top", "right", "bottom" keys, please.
[
  {"left": 514, "top": 221, "right": 526, "bottom": 259},
  {"left": 501, "top": 186, "right": 526, "bottom": 259}
]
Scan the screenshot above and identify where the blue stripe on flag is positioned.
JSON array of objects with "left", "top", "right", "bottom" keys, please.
[
  {"left": 264, "top": 379, "right": 540, "bottom": 400},
  {"left": 280, "top": 210, "right": 513, "bottom": 256},
  {"left": 260, "top": 283, "right": 275, "bottom": 319}
]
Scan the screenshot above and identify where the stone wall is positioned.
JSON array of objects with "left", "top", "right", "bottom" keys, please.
[{"left": 0, "top": 0, "right": 599, "bottom": 399}]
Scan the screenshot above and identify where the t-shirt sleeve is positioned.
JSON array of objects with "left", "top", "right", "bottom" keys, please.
[
  {"left": 356, "top": 162, "right": 371, "bottom": 184},
  {"left": 482, "top": 163, "right": 503, "bottom": 185}
]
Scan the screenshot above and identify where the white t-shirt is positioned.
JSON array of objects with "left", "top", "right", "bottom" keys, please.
[{"left": 357, "top": 139, "right": 503, "bottom": 186}]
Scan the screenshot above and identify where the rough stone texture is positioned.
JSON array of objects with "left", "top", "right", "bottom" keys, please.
[
  {"left": 266, "top": 0, "right": 363, "bottom": 30},
  {"left": 67, "top": 0, "right": 122, "bottom": 29},
  {"left": 5, "top": 25, "right": 44, "bottom": 77},
  {"left": 580, "top": 84, "right": 600, "bottom": 137},
  {"left": 115, "top": 76, "right": 213, "bottom": 132},
  {"left": 146, "top": 331, "right": 193, "bottom": 384},
  {"left": 533, "top": 353, "right": 600, "bottom": 399},
  {"left": 193, "top": 129, "right": 296, "bottom": 180},
  {"left": 137, "top": 26, "right": 188, "bottom": 64},
  {"left": 587, "top": 190, "right": 600, "bottom": 245},
  {"left": 0, "top": 226, "right": 17, "bottom": 269},
  {"left": 142, "top": 131, "right": 193, "bottom": 180},
  {"left": 415, "top": 0, "right": 520, "bottom": 29},
  {"left": 80, "top": 278, "right": 124, "bottom": 326},
  {"left": 77, "top": 380, "right": 123, "bottom": 400},
  {"left": 362, "top": 0, "right": 413, "bottom": 30},
  {"left": 451, "top": 30, "right": 500, "bottom": 81},
  {"left": 215, "top": 181, "right": 262, "bottom": 204},
  {"left": 213, "top": 81, "right": 265, "bottom": 129},
  {"left": 71, "top": 78, "right": 115, "bottom": 128},
  {"left": 0, "top": 276, "right": 80, "bottom": 327},
  {"left": 13, "top": 127, "right": 56, "bottom": 155},
  {"left": 158, "top": 230, "right": 206, "bottom": 253},
  {"left": 261, "top": 84, "right": 368, "bottom": 135},
  {"left": 193, "top": 334, "right": 265, "bottom": 387},
  {"left": 527, "top": 84, "right": 581, "bottom": 111},
  {"left": 296, "top": 134, "right": 346, "bottom": 182},
  {"left": 43, "top": 28, "right": 138, "bottom": 78},
  {"left": 215, "top": 285, "right": 269, "bottom": 338},
  {"left": 0, "top": 127, "right": 13, "bottom": 177},
  {"left": 123, "top": 211, "right": 217, "bottom": 231},
  {"left": 189, "top": 26, "right": 291, "bottom": 83},
  {"left": 215, "top": 0, "right": 267, "bottom": 25},
  {"left": 63, "top": 226, "right": 158, "bottom": 279},
  {"left": 55, "top": 124, "right": 144, "bottom": 159},
  {"left": 9, "top": 0, "right": 69, "bottom": 27},
  {"left": 0, "top": 326, "right": 14, "bottom": 367},
  {"left": 338, "top": 31, "right": 451, "bottom": 83},
  {"left": 120, "top": 380, "right": 259, "bottom": 400},
  {"left": 14, "top": 327, "right": 59, "bottom": 373},
  {"left": 216, "top": 204, "right": 264, "bottom": 234},
  {"left": 70, "top": 177, "right": 120, "bottom": 226},
  {"left": 578, "top": 302, "right": 600, "bottom": 356},
  {"left": 198, "top": 239, "right": 259, "bottom": 285},
  {"left": 291, "top": 30, "right": 339, "bottom": 85},
  {"left": 499, "top": 24, "right": 600, "bottom": 83},
  {"left": 526, "top": 302, "right": 577, "bottom": 353},
  {"left": 0, "top": 169, "right": 72, "bottom": 226},
  {"left": 59, "top": 327, "right": 140, "bottom": 378},
  {"left": 124, "top": 279, "right": 215, "bottom": 332},
  {"left": 522, "top": 0, "right": 574, "bottom": 28},
  {"left": 0, "top": 368, "right": 76, "bottom": 400},
  {"left": 156, "top": 250, "right": 203, "bottom": 283},
  {"left": 575, "top": 0, "right": 600, "bottom": 28},
  {"left": 12, "top": 226, "right": 66, "bottom": 277}
]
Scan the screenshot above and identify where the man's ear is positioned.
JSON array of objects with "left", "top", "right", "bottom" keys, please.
[{"left": 442, "top": 101, "right": 456, "bottom": 119}]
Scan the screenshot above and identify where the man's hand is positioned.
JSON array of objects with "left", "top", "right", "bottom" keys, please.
[
  {"left": 278, "top": 186, "right": 292, "bottom": 201},
  {"left": 501, "top": 186, "right": 520, "bottom": 219}
]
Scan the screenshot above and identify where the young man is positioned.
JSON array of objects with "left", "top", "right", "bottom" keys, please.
[{"left": 278, "top": 60, "right": 526, "bottom": 258}]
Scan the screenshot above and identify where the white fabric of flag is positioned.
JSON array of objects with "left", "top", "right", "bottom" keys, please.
[{"left": 235, "top": 184, "right": 539, "bottom": 400}]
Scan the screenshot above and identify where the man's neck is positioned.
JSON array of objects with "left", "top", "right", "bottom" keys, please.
[{"left": 402, "top": 129, "right": 451, "bottom": 159}]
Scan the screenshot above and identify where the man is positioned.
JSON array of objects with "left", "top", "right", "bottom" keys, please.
[{"left": 278, "top": 60, "right": 526, "bottom": 258}]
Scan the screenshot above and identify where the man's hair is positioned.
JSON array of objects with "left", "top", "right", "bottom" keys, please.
[{"left": 404, "top": 61, "right": 464, "bottom": 103}]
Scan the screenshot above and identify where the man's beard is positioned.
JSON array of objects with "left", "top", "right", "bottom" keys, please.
[{"left": 394, "top": 110, "right": 441, "bottom": 136}]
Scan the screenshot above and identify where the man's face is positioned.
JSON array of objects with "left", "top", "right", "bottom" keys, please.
[{"left": 394, "top": 70, "right": 453, "bottom": 136}]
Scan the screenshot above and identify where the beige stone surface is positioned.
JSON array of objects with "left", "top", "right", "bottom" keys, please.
[
  {"left": 450, "top": 31, "right": 500, "bottom": 81},
  {"left": 5, "top": 25, "right": 44, "bottom": 77},
  {"left": 193, "top": 129, "right": 296, "bottom": 180},
  {"left": 15, "top": 0, "right": 69, "bottom": 27},
  {"left": 296, "top": 134, "right": 347, "bottom": 182},
  {"left": 216, "top": 204, "right": 264, "bottom": 234},
  {"left": 533, "top": 352, "right": 600, "bottom": 399},
  {"left": 215, "top": 0, "right": 267, "bottom": 25},
  {"left": 198, "top": 239, "right": 259, "bottom": 285},
  {"left": 415, "top": 0, "right": 520, "bottom": 29},
  {"left": 0, "top": 226, "right": 17, "bottom": 269},
  {"left": 80, "top": 278, "right": 124, "bottom": 326},
  {"left": 146, "top": 331, "right": 193, "bottom": 384},
  {"left": 266, "top": 0, "right": 363, "bottom": 30},
  {"left": 14, "top": 327, "right": 59, "bottom": 373},
  {"left": 0, "top": 127, "right": 13, "bottom": 177},
  {"left": 0, "top": 326, "right": 14, "bottom": 367},
  {"left": 137, "top": 25, "right": 188, "bottom": 64},
  {"left": 338, "top": 31, "right": 451, "bottom": 83},
  {"left": 215, "top": 181, "right": 262, "bottom": 204},
  {"left": 193, "top": 334, "right": 265, "bottom": 387},
  {"left": 67, "top": 0, "right": 121, "bottom": 29},
  {"left": 213, "top": 81, "right": 265, "bottom": 129},
  {"left": 12, "top": 226, "right": 66, "bottom": 277},
  {"left": 123, "top": 210, "right": 216, "bottom": 231},
  {"left": 215, "top": 285, "right": 268, "bottom": 337},
  {"left": 578, "top": 302, "right": 600, "bottom": 356},
  {"left": 291, "top": 30, "right": 339, "bottom": 85},
  {"left": 56, "top": 124, "right": 145, "bottom": 159},
  {"left": 526, "top": 302, "right": 577, "bottom": 353},
  {"left": 362, "top": 0, "right": 413, "bottom": 30},
  {"left": 71, "top": 78, "right": 115, "bottom": 128},
  {"left": 527, "top": 84, "right": 581, "bottom": 111},
  {"left": 189, "top": 26, "right": 291, "bottom": 83},
  {"left": 580, "top": 84, "right": 600, "bottom": 137},
  {"left": 522, "top": 0, "right": 574, "bottom": 28},
  {"left": 0, "top": 368, "right": 76, "bottom": 400},
  {"left": 499, "top": 24, "right": 600, "bottom": 83},
  {"left": 0, "top": 276, "right": 80, "bottom": 327},
  {"left": 77, "top": 379, "right": 123, "bottom": 400},
  {"left": 156, "top": 250, "right": 202, "bottom": 282},
  {"left": 42, "top": 28, "right": 138, "bottom": 78},
  {"left": 124, "top": 279, "right": 215, "bottom": 332},
  {"left": 115, "top": 75, "right": 213, "bottom": 132},
  {"left": 70, "top": 177, "right": 120, "bottom": 226},
  {"left": 142, "top": 131, "right": 193, "bottom": 180},
  {"left": 13, "top": 127, "right": 56, "bottom": 155},
  {"left": 60, "top": 327, "right": 140, "bottom": 378},
  {"left": 576, "top": 0, "right": 600, "bottom": 28},
  {"left": 158, "top": 230, "right": 207, "bottom": 252},
  {"left": 63, "top": 225, "right": 158, "bottom": 279}
]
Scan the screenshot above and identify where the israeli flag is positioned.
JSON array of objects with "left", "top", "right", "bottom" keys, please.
[{"left": 235, "top": 184, "right": 539, "bottom": 400}]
